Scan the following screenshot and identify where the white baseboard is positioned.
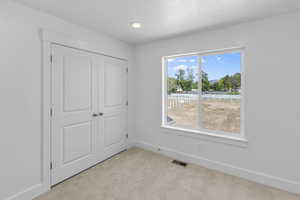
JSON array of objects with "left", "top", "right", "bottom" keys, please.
[
  {"left": 133, "top": 140, "right": 300, "bottom": 195},
  {"left": 6, "top": 140, "right": 299, "bottom": 199},
  {"left": 4, "top": 183, "right": 49, "bottom": 200}
]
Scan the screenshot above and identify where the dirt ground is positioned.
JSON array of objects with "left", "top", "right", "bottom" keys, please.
[{"left": 168, "top": 100, "right": 240, "bottom": 133}]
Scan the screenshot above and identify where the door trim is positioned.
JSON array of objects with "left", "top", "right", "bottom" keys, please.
[
  {"left": 42, "top": 30, "right": 128, "bottom": 61},
  {"left": 41, "top": 29, "right": 127, "bottom": 190}
]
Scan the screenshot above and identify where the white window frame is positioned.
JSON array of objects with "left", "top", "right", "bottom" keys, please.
[{"left": 161, "top": 47, "right": 247, "bottom": 146}]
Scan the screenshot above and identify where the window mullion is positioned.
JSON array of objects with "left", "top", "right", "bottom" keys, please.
[{"left": 198, "top": 55, "right": 203, "bottom": 129}]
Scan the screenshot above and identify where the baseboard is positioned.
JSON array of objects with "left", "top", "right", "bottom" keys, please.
[
  {"left": 133, "top": 140, "right": 300, "bottom": 195},
  {"left": 4, "top": 183, "right": 49, "bottom": 200},
  {"left": 5, "top": 140, "right": 299, "bottom": 199}
]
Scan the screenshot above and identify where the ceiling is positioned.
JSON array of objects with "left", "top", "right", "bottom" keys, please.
[{"left": 14, "top": 0, "right": 300, "bottom": 44}]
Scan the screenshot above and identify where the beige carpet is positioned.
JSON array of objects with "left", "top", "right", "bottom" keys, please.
[{"left": 35, "top": 147, "right": 300, "bottom": 200}]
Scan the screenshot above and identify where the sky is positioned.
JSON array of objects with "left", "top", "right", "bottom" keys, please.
[{"left": 167, "top": 52, "right": 241, "bottom": 81}]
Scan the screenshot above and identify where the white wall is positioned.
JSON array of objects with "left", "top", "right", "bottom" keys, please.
[
  {"left": 0, "top": 1, "right": 134, "bottom": 200},
  {"left": 134, "top": 12, "right": 300, "bottom": 194},
  {"left": 1, "top": 0, "right": 300, "bottom": 198}
]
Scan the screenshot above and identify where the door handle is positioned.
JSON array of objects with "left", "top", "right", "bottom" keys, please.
[
  {"left": 99, "top": 112, "right": 104, "bottom": 116},
  {"left": 92, "top": 113, "right": 99, "bottom": 117}
]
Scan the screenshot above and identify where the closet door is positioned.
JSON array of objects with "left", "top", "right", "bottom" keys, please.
[
  {"left": 50, "top": 44, "right": 128, "bottom": 185},
  {"left": 100, "top": 57, "right": 128, "bottom": 158},
  {"left": 51, "top": 45, "right": 98, "bottom": 185}
]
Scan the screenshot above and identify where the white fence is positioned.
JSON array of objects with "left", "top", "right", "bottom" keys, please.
[{"left": 168, "top": 93, "right": 240, "bottom": 110}]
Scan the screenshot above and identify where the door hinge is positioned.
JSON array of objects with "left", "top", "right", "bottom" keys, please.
[
  {"left": 50, "top": 54, "right": 53, "bottom": 63},
  {"left": 50, "top": 162, "right": 53, "bottom": 170},
  {"left": 50, "top": 108, "right": 53, "bottom": 117},
  {"left": 126, "top": 101, "right": 128, "bottom": 106},
  {"left": 126, "top": 133, "right": 129, "bottom": 139}
]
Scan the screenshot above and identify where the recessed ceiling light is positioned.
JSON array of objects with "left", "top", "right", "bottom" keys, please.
[{"left": 131, "top": 22, "right": 142, "bottom": 29}]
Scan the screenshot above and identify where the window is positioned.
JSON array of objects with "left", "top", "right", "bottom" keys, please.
[{"left": 162, "top": 48, "right": 244, "bottom": 138}]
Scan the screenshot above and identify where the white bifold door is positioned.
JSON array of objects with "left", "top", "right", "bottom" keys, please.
[{"left": 51, "top": 44, "right": 127, "bottom": 185}]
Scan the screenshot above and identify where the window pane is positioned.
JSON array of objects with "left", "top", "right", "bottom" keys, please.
[
  {"left": 201, "top": 52, "right": 241, "bottom": 133},
  {"left": 166, "top": 56, "right": 200, "bottom": 129}
]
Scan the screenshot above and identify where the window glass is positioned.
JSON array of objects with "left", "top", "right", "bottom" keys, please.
[
  {"left": 164, "top": 51, "right": 242, "bottom": 135},
  {"left": 201, "top": 52, "right": 241, "bottom": 133},
  {"left": 166, "top": 56, "right": 199, "bottom": 129}
]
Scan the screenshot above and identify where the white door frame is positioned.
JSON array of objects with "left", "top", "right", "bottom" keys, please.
[{"left": 41, "top": 29, "right": 128, "bottom": 190}]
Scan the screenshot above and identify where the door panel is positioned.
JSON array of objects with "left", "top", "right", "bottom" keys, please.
[
  {"left": 104, "top": 111, "right": 127, "bottom": 147},
  {"left": 63, "top": 56, "right": 92, "bottom": 112},
  {"left": 104, "top": 63, "right": 124, "bottom": 107},
  {"left": 103, "top": 57, "right": 127, "bottom": 113},
  {"left": 101, "top": 57, "right": 128, "bottom": 157},
  {"left": 51, "top": 44, "right": 97, "bottom": 185},
  {"left": 63, "top": 121, "right": 92, "bottom": 164}
]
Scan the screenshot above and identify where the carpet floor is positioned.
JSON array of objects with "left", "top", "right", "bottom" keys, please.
[{"left": 35, "top": 147, "right": 300, "bottom": 200}]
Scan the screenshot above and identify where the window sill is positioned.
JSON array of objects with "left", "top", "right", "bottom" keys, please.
[{"left": 160, "top": 125, "right": 248, "bottom": 148}]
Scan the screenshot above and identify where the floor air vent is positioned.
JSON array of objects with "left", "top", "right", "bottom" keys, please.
[{"left": 172, "top": 160, "right": 188, "bottom": 167}]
